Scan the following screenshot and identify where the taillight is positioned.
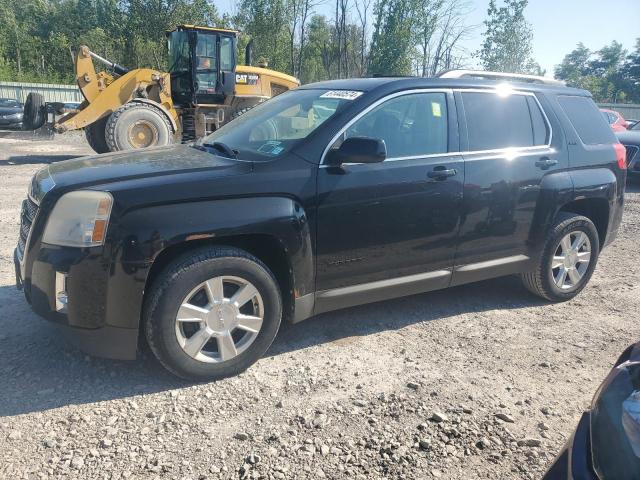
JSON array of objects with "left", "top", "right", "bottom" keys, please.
[{"left": 614, "top": 143, "right": 627, "bottom": 170}]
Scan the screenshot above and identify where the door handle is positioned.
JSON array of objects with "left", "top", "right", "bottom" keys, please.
[
  {"left": 535, "top": 157, "right": 558, "bottom": 169},
  {"left": 428, "top": 166, "right": 457, "bottom": 180}
]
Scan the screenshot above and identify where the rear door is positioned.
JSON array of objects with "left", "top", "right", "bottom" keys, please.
[{"left": 452, "top": 88, "right": 565, "bottom": 285}]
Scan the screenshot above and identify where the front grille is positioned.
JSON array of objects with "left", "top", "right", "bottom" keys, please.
[
  {"left": 16, "top": 197, "right": 39, "bottom": 261},
  {"left": 625, "top": 145, "right": 639, "bottom": 169}
]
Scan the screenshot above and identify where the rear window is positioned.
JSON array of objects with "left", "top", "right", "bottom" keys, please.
[
  {"left": 461, "top": 92, "right": 549, "bottom": 151},
  {"left": 558, "top": 96, "right": 615, "bottom": 145}
]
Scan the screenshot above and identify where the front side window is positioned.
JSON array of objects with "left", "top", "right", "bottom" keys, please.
[
  {"left": 462, "top": 91, "right": 549, "bottom": 151},
  {"left": 343, "top": 92, "right": 448, "bottom": 158}
]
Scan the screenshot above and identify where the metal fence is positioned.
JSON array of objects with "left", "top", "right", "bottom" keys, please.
[
  {"left": 598, "top": 103, "right": 640, "bottom": 120},
  {"left": 0, "top": 81, "right": 82, "bottom": 104}
]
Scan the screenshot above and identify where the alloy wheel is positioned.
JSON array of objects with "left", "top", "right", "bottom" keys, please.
[
  {"left": 175, "top": 276, "right": 264, "bottom": 363},
  {"left": 551, "top": 231, "right": 592, "bottom": 290}
]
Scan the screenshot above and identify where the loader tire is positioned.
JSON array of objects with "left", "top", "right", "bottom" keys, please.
[
  {"left": 84, "top": 116, "right": 111, "bottom": 154},
  {"left": 105, "top": 102, "right": 174, "bottom": 151},
  {"left": 23, "top": 93, "right": 46, "bottom": 131}
]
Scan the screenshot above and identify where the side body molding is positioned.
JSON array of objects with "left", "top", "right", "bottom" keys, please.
[{"left": 105, "top": 196, "right": 314, "bottom": 330}]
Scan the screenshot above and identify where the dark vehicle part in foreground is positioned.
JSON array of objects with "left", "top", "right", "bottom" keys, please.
[
  {"left": 543, "top": 342, "right": 640, "bottom": 480},
  {"left": 15, "top": 70, "right": 626, "bottom": 380}
]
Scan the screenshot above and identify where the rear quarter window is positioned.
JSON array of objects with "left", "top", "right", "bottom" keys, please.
[{"left": 558, "top": 96, "right": 616, "bottom": 145}]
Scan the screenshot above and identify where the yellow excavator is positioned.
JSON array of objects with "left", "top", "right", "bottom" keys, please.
[{"left": 22, "top": 25, "right": 300, "bottom": 153}]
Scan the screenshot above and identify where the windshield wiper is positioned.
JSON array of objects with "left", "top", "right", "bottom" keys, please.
[{"left": 201, "top": 141, "right": 238, "bottom": 159}]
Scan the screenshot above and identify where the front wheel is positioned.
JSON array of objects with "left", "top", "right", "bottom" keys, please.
[
  {"left": 521, "top": 213, "right": 600, "bottom": 302},
  {"left": 144, "top": 247, "right": 282, "bottom": 381},
  {"left": 105, "top": 102, "right": 174, "bottom": 151}
]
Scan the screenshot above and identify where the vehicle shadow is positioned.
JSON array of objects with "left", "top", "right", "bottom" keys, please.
[
  {"left": 0, "top": 275, "right": 543, "bottom": 417},
  {"left": 0, "top": 154, "right": 84, "bottom": 166}
]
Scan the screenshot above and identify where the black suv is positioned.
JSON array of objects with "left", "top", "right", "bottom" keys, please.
[{"left": 15, "top": 71, "right": 626, "bottom": 380}]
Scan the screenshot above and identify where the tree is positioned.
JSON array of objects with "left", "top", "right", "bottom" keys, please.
[
  {"left": 368, "top": 0, "right": 419, "bottom": 76},
  {"left": 478, "top": 0, "right": 541, "bottom": 74},
  {"left": 555, "top": 40, "right": 640, "bottom": 103},
  {"left": 555, "top": 42, "right": 590, "bottom": 85},
  {"left": 621, "top": 39, "right": 640, "bottom": 102}
]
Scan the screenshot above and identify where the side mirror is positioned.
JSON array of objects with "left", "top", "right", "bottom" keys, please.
[{"left": 326, "top": 137, "right": 386, "bottom": 166}]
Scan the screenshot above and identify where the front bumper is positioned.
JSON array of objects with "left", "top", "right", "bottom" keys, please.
[
  {"left": 543, "top": 412, "right": 597, "bottom": 480},
  {"left": 0, "top": 115, "right": 23, "bottom": 128},
  {"left": 15, "top": 244, "right": 139, "bottom": 360}
]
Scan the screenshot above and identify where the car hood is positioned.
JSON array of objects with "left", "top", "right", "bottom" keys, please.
[{"left": 34, "top": 145, "right": 252, "bottom": 202}]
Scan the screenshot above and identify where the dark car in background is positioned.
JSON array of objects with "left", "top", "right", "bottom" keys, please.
[
  {"left": 616, "top": 130, "right": 640, "bottom": 178},
  {"left": 0, "top": 98, "right": 24, "bottom": 129},
  {"left": 543, "top": 343, "right": 640, "bottom": 480}
]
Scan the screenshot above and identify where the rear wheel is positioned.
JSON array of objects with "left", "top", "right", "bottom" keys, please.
[
  {"left": 144, "top": 246, "right": 282, "bottom": 381},
  {"left": 105, "top": 102, "right": 173, "bottom": 151},
  {"left": 521, "top": 213, "right": 600, "bottom": 301},
  {"left": 84, "top": 116, "right": 110, "bottom": 154},
  {"left": 23, "top": 93, "right": 46, "bottom": 130}
]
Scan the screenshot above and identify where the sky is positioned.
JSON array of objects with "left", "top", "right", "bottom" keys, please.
[
  {"left": 459, "top": 0, "right": 640, "bottom": 76},
  {"left": 218, "top": 0, "right": 640, "bottom": 77}
]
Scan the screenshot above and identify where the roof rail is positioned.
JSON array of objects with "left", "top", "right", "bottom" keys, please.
[{"left": 438, "top": 69, "right": 566, "bottom": 86}]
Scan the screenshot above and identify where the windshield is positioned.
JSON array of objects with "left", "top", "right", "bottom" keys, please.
[
  {"left": 201, "top": 89, "right": 357, "bottom": 160},
  {"left": 167, "top": 31, "right": 191, "bottom": 74},
  {"left": 0, "top": 99, "right": 21, "bottom": 108}
]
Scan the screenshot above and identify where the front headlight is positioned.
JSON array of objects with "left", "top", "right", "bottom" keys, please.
[{"left": 43, "top": 191, "right": 113, "bottom": 247}]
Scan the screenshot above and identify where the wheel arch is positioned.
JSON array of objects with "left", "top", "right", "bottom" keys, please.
[
  {"left": 111, "top": 196, "right": 314, "bottom": 331},
  {"left": 144, "top": 234, "right": 296, "bottom": 323},
  {"left": 129, "top": 98, "right": 178, "bottom": 133},
  {"left": 558, "top": 197, "right": 610, "bottom": 248}
]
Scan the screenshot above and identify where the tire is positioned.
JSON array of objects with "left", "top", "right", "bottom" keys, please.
[
  {"left": 105, "top": 102, "right": 173, "bottom": 151},
  {"left": 144, "top": 246, "right": 282, "bottom": 381},
  {"left": 23, "top": 93, "right": 46, "bottom": 130},
  {"left": 521, "top": 212, "right": 600, "bottom": 302},
  {"left": 84, "top": 116, "right": 111, "bottom": 154}
]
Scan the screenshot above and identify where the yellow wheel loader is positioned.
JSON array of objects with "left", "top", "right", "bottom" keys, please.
[{"left": 23, "top": 25, "right": 300, "bottom": 153}]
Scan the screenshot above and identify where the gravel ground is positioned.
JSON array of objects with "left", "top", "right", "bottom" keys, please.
[{"left": 0, "top": 132, "right": 638, "bottom": 480}]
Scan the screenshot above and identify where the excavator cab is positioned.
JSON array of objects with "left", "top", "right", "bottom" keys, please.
[{"left": 167, "top": 25, "right": 237, "bottom": 106}]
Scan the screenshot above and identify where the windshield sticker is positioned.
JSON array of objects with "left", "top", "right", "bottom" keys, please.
[
  {"left": 257, "top": 141, "right": 285, "bottom": 156},
  {"left": 431, "top": 102, "right": 442, "bottom": 117},
  {"left": 320, "top": 90, "right": 363, "bottom": 100}
]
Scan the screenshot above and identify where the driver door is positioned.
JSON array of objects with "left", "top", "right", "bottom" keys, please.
[{"left": 314, "top": 90, "right": 464, "bottom": 311}]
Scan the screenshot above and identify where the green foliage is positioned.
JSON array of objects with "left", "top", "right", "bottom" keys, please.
[
  {"left": 478, "top": 0, "right": 542, "bottom": 75},
  {"left": 555, "top": 40, "right": 640, "bottom": 103},
  {"left": 368, "top": 0, "right": 419, "bottom": 76},
  {"left": 0, "top": 0, "right": 220, "bottom": 83}
]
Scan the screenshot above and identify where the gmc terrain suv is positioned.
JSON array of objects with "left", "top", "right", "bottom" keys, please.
[{"left": 15, "top": 71, "right": 626, "bottom": 380}]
